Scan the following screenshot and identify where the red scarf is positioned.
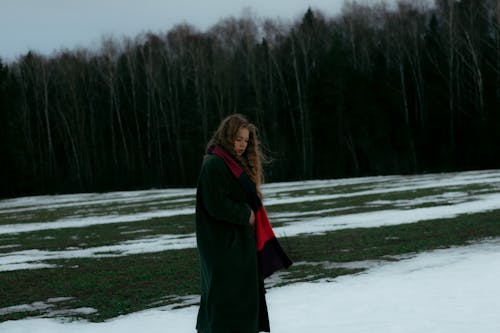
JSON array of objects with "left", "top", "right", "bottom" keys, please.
[{"left": 210, "top": 146, "right": 293, "bottom": 279}]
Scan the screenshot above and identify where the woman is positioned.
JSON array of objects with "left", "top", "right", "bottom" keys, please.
[{"left": 195, "top": 114, "right": 292, "bottom": 333}]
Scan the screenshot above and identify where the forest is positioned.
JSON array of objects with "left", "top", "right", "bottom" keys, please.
[{"left": 0, "top": 0, "right": 499, "bottom": 198}]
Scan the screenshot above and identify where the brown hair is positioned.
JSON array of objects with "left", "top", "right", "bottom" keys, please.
[{"left": 206, "top": 114, "right": 265, "bottom": 196}]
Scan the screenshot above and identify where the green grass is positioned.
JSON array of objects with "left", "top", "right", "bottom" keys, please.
[
  {"left": 0, "top": 249, "right": 200, "bottom": 322},
  {"left": 283, "top": 210, "right": 500, "bottom": 263},
  {"left": 2, "top": 209, "right": 500, "bottom": 322},
  {"left": 0, "top": 215, "right": 195, "bottom": 253},
  {"left": 0, "top": 197, "right": 194, "bottom": 226},
  {"left": 1, "top": 174, "right": 500, "bottom": 322}
]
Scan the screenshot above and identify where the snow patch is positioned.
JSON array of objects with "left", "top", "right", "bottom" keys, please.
[{"left": 2, "top": 239, "right": 500, "bottom": 332}]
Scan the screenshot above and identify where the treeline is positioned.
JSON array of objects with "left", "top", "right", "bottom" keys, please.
[{"left": 1, "top": 0, "right": 500, "bottom": 198}]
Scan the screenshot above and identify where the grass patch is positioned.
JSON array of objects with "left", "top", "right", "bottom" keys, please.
[
  {"left": 283, "top": 210, "right": 500, "bottom": 264},
  {"left": 0, "top": 249, "right": 200, "bottom": 322},
  {"left": 2, "top": 210, "right": 500, "bottom": 322},
  {"left": 269, "top": 265, "right": 364, "bottom": 287},
  {"left": 0, "top": 215, "right": 195, "bottom": 253},
  {"left": 0, "top": 197, "right": 194, "bottom": 226}
]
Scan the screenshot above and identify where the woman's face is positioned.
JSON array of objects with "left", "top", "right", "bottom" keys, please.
[{"left": 233, "top": 127, "right": 249, "bottom": 156}]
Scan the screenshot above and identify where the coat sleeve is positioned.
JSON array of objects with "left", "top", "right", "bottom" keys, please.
[{"left": 198, "top": 156, "right": 252, "bottom": 226}]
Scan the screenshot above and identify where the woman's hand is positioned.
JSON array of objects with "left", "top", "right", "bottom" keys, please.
[{"left": 249, "top": 209, "right": 255, "bottom": 227}]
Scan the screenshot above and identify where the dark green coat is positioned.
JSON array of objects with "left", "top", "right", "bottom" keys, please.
[{"left": 195, "top": 154, "right": 265, "bottom": 333}]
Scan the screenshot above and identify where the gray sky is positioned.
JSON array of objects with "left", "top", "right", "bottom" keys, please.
[{"left": 0, "top": 0, "right": 386, "bottom": 62}]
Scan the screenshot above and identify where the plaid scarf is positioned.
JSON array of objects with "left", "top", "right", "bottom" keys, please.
[{"left": 210, "top": 146, "right": 293, "bottom": 279}]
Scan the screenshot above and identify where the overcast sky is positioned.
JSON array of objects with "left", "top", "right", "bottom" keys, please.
[{"left": 0, "top": 0, "right": 390, "bottom": 62}]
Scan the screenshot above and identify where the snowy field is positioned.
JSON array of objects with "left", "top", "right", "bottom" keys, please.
[
  {"left": 1, "top": 169, "right": 500, "bottom": 331},
  {"left": 2, "top": 239, "right": 500, "bottom": 332},
  {"left": 2, "top": 170, "right": 500, "bottom": 272}
]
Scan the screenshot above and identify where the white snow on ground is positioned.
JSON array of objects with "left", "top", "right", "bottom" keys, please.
[
  {"left": 0, "top": 298, "right": 74, "bottom": 316},
  {"left": 261, "top": 169, "right": 500, "bottom": 193},
  {"left": 367, "top": 191, "right": 469, "bottom": 207},
  {"left": 0, "top": 207, "right": 195, "bottom": 235},
  {"left": 274, "top": 192, "right": 500, "bottom": 236},
  {"left": 2, "top": 169, "right": 500, "bottom": 328},
  {"left": 263, "top": 173, "right": 500, "bottom": 206},
  {"left": 268, "top": 206, "right": 357, "bottom": 219},
  {"left": 0, "top": 188, "right": 195, "bottom": 211},
  {"left": 0, "top": 234, "right": 196, "bottom": 271},
  {"left": 0, "top": 263, "right": 58, "bottom": 271},
  {"left": 0, "top": 169, "right": 498, "bottom": 213},
  {"left": 2, "top": 239, "right": 500, "bottom": 333},
  {"left": 2, "top": 191, "right": 500, "bottom": 271},
  {"left": 2, "top": 170, "right": 500, "bottom": 236},
  {"left": 0, "top": 245, "right": 19, "bottom": 249}
]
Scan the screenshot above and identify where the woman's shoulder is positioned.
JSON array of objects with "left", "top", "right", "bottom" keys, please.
[
  {"left": 199, "top": 154, "right": 231, "bottom": 184},
  {"left": 201, "top": 154, "right": 226, "bottom": 172},
  {"left": 203, "top": 153, "right": 222, "bottom": 165}
]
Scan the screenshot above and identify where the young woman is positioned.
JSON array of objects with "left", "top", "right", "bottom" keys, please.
[{"left": 195, "top": 114, "right": 291, "bottom": 333}]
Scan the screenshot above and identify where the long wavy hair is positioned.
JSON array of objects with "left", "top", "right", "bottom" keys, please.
[{"left": 206, "top": 114, "right": 266, "bottom": 196}]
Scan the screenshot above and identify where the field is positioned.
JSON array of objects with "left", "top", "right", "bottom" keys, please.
[{"left": 1, "top": 169, "right": 500, "bottom": 323}]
